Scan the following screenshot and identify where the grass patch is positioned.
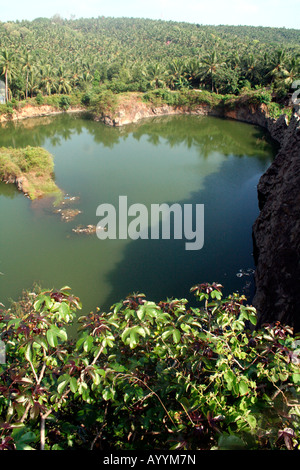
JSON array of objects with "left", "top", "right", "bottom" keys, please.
[{"left": 0, "top": 146, "right": 61, "bottom": 200}]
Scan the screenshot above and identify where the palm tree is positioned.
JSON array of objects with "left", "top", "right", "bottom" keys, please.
[
  {"left": 27, "top": 70, "right": 40, "bottom": 98},
  {"left": 200, "top": 51, "right": 225, "bottom": 93},
  {"left": 167, "top": 59, "right": 190, "bottom": 90},
  {"left": 0, "top": 50, "right": 15, "bottom": 103},
  {"left": 40, "top": 64, "right": 57, "bottom": 96},
  {"left": 281, "top": 57, "right": 300, "bottom": 87},
  {"left": 146, "top": 63, "right": 167, "bottom": 89},
  {"left": 56, "top": 66, "right": 72, "bottom": 94},
  {"left": 267, "top": 49, "right": 289, "bottom": 82},
  {"left": 185, "top": 58, "right": 201, "bottom": 88},
  {"left": 21, "top": 51, "right": 36, "bottom": 99}
]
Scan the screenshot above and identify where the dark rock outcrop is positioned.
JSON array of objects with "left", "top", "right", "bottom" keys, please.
[{"left": 252, "top": 108, "right": 300, "bottom": 331}]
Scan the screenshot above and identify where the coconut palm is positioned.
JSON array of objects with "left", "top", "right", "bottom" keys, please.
[
  {"left": 56, "top": 66, "right": 72, "bottom": 94},
  {"left": 267, "top": 49, "right": 289, "bottom": 81},
  {"left": 167, "top": 59, "right": 190, "bottom": 90},
  {"left": 281, "top": 57, "right": 300, "bottom": 87},
  {"left": 0, "top": 50, "right": 15, "bottom": 103},
  {"left": 185, "top": 58, "right": 202, "bottom": 88},
  {"left": 27, "top": 70, "right": 40, "bottom": 98},
  {"left": 21, "top": 51, "right": 36, "bottom": 99},
  {"left": 200, "top": 51, "right": 225, "bottom": 93},
  {"left": 40, "top": 64, "right": 57, "bottom": 96},
  {"left": 146, "top": 63, "right": 168, "bottom": 89}
]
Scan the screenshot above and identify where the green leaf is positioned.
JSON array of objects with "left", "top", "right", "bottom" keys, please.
[
  {"left": 136, "top": 305, "right": 146, "bottom": 321},
  {"left": 56, "top": 327, "right": 68, "bottom": 342},
  {"left": 69, "top": 377, "right": 78, "bottom": 393},
  {"left": 12, "top": 427, "right": 37, "bottom": 451},
  {"left": 102, "top": 386, "right": 115, "bottom": 401},
  {"left": 57, "top": 374, "right": 70, "bottom": 394},
  {"left": 161, "top": 328, "right": 174, "bottom": 341},
  {"left": 224, "top": 370, "right": 238, "bottom": 392},
  {"left": 76, "top": 335, "right": 86, "bottom": 350},
  {"left": 113, "top": 302, "right": 123, "bottom": 314},
  {"left": 121, "top": 326, "right": 146, "bottom": 349},
  {"left": 84, "top": 335, "right": 94, "bottom": 352},
  {"left": 238, "top": 380, "right": 249, "bottom": 396},
  {"left": 245, "top": 414, "right": 257, "bottom": 430},
  {"left": 218, "top": 434, "right": 246, "bottom": 450},
  {"left": 58, "top": 301, "right": 70, "bottom": 318},
  {"left": 47, "top": 329, "right": 58, "bottom": 348},
  {"left": 173, "top": 329, "right": 181, "bottom": 344},
  {"left": 47, "top": 326, "right": 67, "bottom": 347},
  {"left": 78, "top": 382, "right": 89, "bottom": 401},
  {"left": 292, "top": 373, "right": 300, "bottom": 384},
  {"left": 24, "top": 343, "right": 33, "bottom": 362},
  {"left": 34, "top": 295, "right": 52, "bottom": 312},
  {"left": 33, "top": 335, "right": 48, "bottom": 351}
]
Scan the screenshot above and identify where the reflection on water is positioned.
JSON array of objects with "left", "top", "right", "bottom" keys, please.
[{"left": 0, "top": 114, "right": 276, "bottom": 314}]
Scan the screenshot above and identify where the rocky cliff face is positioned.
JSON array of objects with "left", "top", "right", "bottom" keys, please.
[{"left": 252, "top": 108, "right": 300, "bottom": 332}]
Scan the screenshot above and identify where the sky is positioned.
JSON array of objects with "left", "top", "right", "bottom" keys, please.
[{"left": 0, "top": 0, "right": 299, "bottom": 29}]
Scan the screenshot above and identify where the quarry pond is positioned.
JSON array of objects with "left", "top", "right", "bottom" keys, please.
[{"left": 0, "top": 113, "right": 277, "bottom": 314}]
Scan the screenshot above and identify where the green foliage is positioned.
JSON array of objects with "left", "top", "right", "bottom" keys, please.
[
  {"left": 0, "top": 18, "right": 299, "bottom": 106},
  {"left": 0, "top": 283, "right": 299, "bottom": 450},
  {"left": 0, "top": 102, "right": 14, "bottom": 116},
  {"left": 90, "top": 88, "right": 118, "bottom": 115},
  {"left": 0, "top": 146, "right": 61, "bottom": 199},
  {"left": 58, "top": 95, "right": 70, "bottom": 110},
  {"left": 35, "top": 93, "right": 44, "bottom": 105},
  {"left": 142, "top": 88, "right": 223, "bottom": 110}
]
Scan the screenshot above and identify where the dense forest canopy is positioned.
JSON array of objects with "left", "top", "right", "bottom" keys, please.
[{"left": 0, "top": 16, "right": 299, "bottom": 102}]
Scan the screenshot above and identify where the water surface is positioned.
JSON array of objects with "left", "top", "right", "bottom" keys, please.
[{"left": 0, "top": 113, "right": 277, "bottom": 313}]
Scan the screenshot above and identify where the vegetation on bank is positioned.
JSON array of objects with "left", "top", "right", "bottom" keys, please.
[
  {"left": 1, "top": 17, "right": 298, "bottom": 125},
  {"left": 0, "top": 86, "right": 293, "bottom": 123},
  {"left": 0, "top": 86, "right": 292, "bottom": 198},
  {"left": 0, "top": 17, "right": 299, "bottom": 110},
  {"left": 0, "top": 283, "right": 299, "bottom": 450},
  {"left": 0, "top": 146, "right": 61, "bottom": 199}
]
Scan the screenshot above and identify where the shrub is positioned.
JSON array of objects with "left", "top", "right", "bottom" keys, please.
[
  {"left": 0, "top": 283, "right": 299, "bottom": 450},
  {"left": 59, "top": 95, "right": 70, "bottom": 110},
  {"left": 35, "top": 93, "right": 44, "bottom": 105},
  {"left": 91, "top": 89, "right": 118, "bottom": 115},
  {"left": 81, "top": 93, "right": 92, "bottom": 106}
]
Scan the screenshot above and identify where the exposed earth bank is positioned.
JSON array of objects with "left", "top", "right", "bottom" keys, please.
[{"left": 1, "top": 96, "right": 299, "bottom": 330}]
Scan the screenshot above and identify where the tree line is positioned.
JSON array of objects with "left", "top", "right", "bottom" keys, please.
[{"left": 0, "top": 16, "right": 299, "bottom": 104}]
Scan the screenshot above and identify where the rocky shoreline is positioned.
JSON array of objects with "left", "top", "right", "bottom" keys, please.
[
  {"left": 1, "top": 96, "right": 299, "bottom": 330},
  {"left": 0, "top": 104, "right": 85, "bottom": 123}
]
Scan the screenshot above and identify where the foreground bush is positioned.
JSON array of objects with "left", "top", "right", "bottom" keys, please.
[{"left": 0, "top": 284, "right": 299, "bottom": 450}]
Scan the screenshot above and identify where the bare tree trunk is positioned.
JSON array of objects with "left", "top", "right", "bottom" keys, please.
[{"left": 5, "top": 71, "right": 8, "bottom": 103}]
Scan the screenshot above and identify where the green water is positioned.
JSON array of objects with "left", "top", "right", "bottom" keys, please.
[{"left": 0, "top": 113, "right": 277, "bottom": 313}]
